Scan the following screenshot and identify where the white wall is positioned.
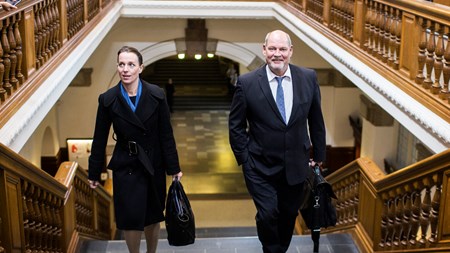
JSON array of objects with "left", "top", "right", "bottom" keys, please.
[
  {"left": 321, "top": 87, "right": 361, "bottom": 147},
  {"left": 19, "top": 107, "right": 59, "bottom": 167},
  {"left": 360, "top": 118, "right": 397, "bottom": 170}
]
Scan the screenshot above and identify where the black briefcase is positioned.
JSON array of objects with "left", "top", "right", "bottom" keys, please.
[{"left": 165, "top": 179, "right": 195, "bottom": 246}]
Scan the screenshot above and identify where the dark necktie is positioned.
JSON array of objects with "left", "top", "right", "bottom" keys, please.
[{"left": 275, "top": 76, "right": 286, "bottom": 123}]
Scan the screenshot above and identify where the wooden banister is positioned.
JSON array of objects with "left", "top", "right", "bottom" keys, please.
[
  {"left": 296, "top": 149, "right": 450, "bottom": 252},
  {"left": 282, "top": 0, "right": 450, "bottom": 122},
  {"left": 0, "top": 0, "right": 116, "bottom": 129},
  {"left": 0, "top": 142, "right": 114, "bottom": 253}
]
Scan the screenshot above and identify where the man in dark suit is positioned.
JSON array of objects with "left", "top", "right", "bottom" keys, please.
[{"left": 229, "top": 30, "right": 326, "bottom": 253}]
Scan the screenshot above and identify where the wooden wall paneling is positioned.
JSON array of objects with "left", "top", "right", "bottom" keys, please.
[
  {"left": 20, "top": 8, "right": 36, "bottom": 78},
  {"left": 353, "top": 0, "right": 365, "bottom": 47},
  {"left": 358, "top": 176, "right": 378, "bottom": 248},
  {"left": 58, "top": 0, "right": 68, "bottom": 44},
  {"left": 3, "top": 173, "right": 23, "bottom": 253},
  {"left": 439, "top": 169, "right": 450, "bottom": 242},
  {"left": 322, "top": 0, "right": 330, "bottom": 26},
  {"left": 0, "top": 170, "right": 7, "bottom": 253},
  {"left": 399, "top": 12, "right": 418, "bottom": 79}
]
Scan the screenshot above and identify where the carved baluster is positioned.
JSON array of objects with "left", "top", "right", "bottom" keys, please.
[
  {"left": 416, "top": 18, "right": 427, "bottom": 85},
  {"left": 393, "top": 194, "right": 404, "bottom": 247},
  {"left": 0, "top": 21, "right": 5, "bottom": 103},
  {"left": 335, "top": 183, "right": 344, "bottom": 225},
  {"left": 48, "top": 0, "right": 56, "bottom": 54},
  {"left": 341, "top": 0, "right": 347, "bottom": 38},
  {"left": 344, "top": 184, "right": 351, "bottom": 223},
  {"left": 45, "top": 1, "right": 54, "bottom": 58},
  {"left": 33, "top": 188, "right": 43, "bottom": 252},
  {"left": 387, "top": 7, "right": 395, "bottom": 67},
  {"left": 372, "top": 2, "right": 380, "bottom": 57},
  {"left": 431, "top": 24, "right": 445, "bottom": 94},
  {"left": 393, "top": 9, "right": 401, "bottom": 70},
  {"left": 342, "top": 0, "right": 348, "bottom": 38},
  {"left": 52, "top": 195, "right": 62, "bottom": 252},
  {"left": 419, "top": 181, "right": 431, "bottom": 245},
  {"left": 423, "top": 21, "right": 436, "bottom": 89},
  {"left": 40, "top": 191, "right": 50, "bottom": 252},
  {"left": 428, "top": 175, "right": 442, "bottom": 244},
  {"left": 382, "top": 6, "right": 392, "bottom": 63},
  {"left": 379, "top": 195, "right": 389, "bottom": 247},
  {"left": 14, "top": 13, "right": 23, "bottom": 85},
  {"left": 34, "top": 4, "right": 43, "bottom": 69},
  {"left": 385, "top": 197, "right": 395, "bottom": 247},
  {"left": 39, "top": 1, "right": 48, "bottom": 64},
  {"left": 377, "top": 4, "right": 386, "bottom": 61},
  {"left": 21, "top": 182, "right": 31, "bottom": 253},
  {"left": 348, "top": 0, "right": 354, "bottom": 41},
  {"left": 338, "top": 0, "right": 344, "bottom": 35},
  {"left": 441, "top": 28, "right": 450, "bottom": 101},
  {"left": 330, "top": 0, "right": 336, "bottom": 31},
  {"left": 409, "top": 190, "right": 421, "bottom": 245},
  {"left": 8, "top": 15, "right": 18, "bottom": 91},
  {"left": 38, "top": 2, "right": 46, "bottom": 66},
  {"left": 44, "top": 1, "right": 52, "bottom": 60},
  {"left": 1, "top": 18, "right": 11, "bottom": 95},
  {"left": 27, "top": 184, "right": 37, "bottom": 252},
  {"left": 371, "top": 1, "right": 378, "bottom": 54},
  {"left": 349, "top": 177, "right": 359, "bottom": 222},
  {"left": 364, "top": 0, "right": 373, "bottom": 52},
  {"left": 401, "top": 192, "right": 412, "bottom": 246},
  {"left": 53, "top": 0, "right": 61, "bottom": 51},
  {"left": 68, "top": 0, "right": 74, "bottom": 38}
]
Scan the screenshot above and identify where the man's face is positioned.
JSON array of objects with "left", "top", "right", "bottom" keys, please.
[{"left": 263, "top": 32, "right": 293, "bottom": 76}]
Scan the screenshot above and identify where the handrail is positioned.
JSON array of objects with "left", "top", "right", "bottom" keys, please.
[
  {"left": 296, "top": 149, "right": 450, "bottom": 252},
  {"left": 0, "top": 143, "right": 114, "bottom": 253}
]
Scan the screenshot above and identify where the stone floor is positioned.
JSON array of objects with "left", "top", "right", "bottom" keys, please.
[
  {"left": 81, "top": 233, "right": 360, "bottom": 253},
  {"left": 169, "top": 109, "right": 248, "bottom": 199}
]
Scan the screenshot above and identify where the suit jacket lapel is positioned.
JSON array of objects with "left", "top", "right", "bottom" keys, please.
[
  {"left": 258, "top": 67, "right": 286, "bottom": 124},
  {"left": 289, "top": 67, "right": 308, "bottom": 127},
  {"left": 135, "top": 83, "right": 158, "bottom": 123}
]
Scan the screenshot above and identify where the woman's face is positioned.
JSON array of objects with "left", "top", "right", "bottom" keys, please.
[{"left": 117, "top": 52, "right": 143, "bottom": 86}]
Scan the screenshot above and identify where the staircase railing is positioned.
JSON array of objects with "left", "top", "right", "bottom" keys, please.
[
  {"left": 281, "top": 0, "right": 450, "bottom": 123},
  {"left": 296, "top": 149, "right": 450, "bottom": 252},
  {"left": 0, "top": 143, "right": 114, "bottom": 253},
  {"left": 0, "top": 0, "right": 116, "bottom": 129}
]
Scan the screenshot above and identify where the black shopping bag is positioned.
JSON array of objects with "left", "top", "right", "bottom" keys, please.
[
  {"left": 165, "top": 179, "right": 195, "bottom": 246},
  {"left": 300, "top": 165, "right": 337, "bottom": 252}
]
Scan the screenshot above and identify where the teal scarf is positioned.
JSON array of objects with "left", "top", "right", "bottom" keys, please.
[{"left": 120, "top": 80, "right": 142, "bottom": 112}]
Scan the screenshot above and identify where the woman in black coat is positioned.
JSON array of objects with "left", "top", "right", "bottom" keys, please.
[{"left": 88, "top": 46, "right": 183, "bottom": 253}]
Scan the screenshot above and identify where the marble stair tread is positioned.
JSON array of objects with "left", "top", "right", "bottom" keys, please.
[{"left": 79, "top": 233, "right": 360, "bottom": 253}]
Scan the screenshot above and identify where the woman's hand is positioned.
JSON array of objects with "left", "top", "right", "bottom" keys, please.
[
  {"left": 1, "top": 2, "right": 18, "bottom": 11},
  {"left": 88, "top": 180, "right": 100, "bottom": 189},
  {"left": 172, "top": 171, "right": 183, "bottom": 181}
]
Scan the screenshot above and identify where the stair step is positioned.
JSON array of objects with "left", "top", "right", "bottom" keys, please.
[{"left": 79, "top": 233, "right": 360, "bottom": 253}]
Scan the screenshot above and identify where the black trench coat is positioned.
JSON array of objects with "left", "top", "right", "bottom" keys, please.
[{"left": 88, "top": 80, "right": 181, "bottom": 230}]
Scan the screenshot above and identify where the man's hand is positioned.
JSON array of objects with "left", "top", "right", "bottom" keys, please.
[
  {"left": 309, "top": 159, "right": 323, "bottom": 168},
  {"left": 88, "top": 180, "right": 100, "bottom": 189}
]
